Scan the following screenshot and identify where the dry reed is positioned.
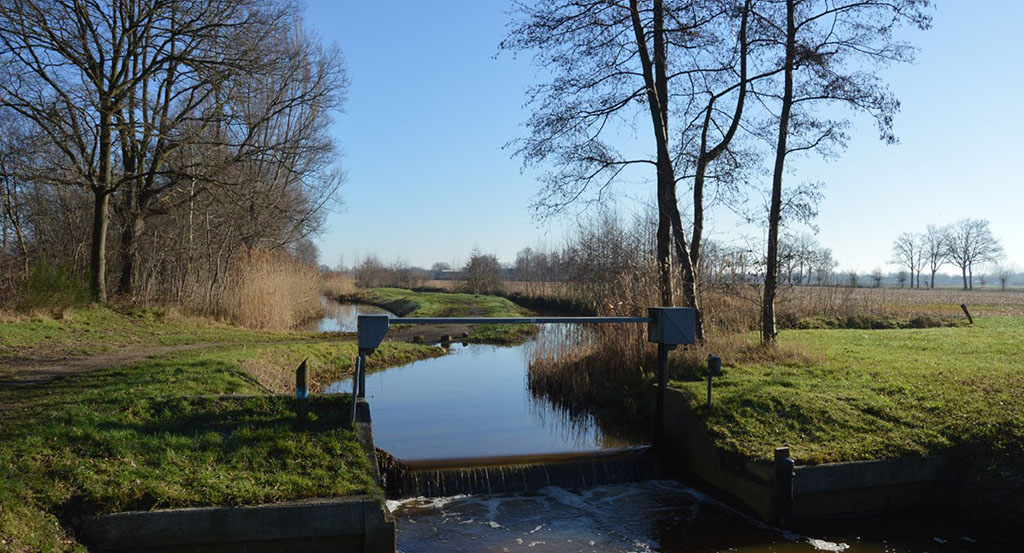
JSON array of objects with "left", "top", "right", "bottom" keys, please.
[
  {"left": 221, "top": 248, "right": 321, "bottom": 331},
  {"left": 322, "top": 271, "right": 357, "bottom": 298}
]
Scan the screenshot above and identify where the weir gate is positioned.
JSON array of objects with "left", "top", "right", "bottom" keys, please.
[{"left": 351, "top": 308, "right": 696, "bottom": 497}]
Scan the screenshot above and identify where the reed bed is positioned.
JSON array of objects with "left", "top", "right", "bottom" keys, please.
[
  {"left": 322, "top": 271, "right": 357, "bottom": 298},
  {"left": 221, "top": 248, "right": 321, "bottom": 331}
]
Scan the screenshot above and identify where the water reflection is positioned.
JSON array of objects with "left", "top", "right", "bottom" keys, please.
[
  {"left": 326, "top": 324, "right": 638, "bottom": 460},
  {"left": 305, "top": 297, "right": 393, "bottom": 333}
]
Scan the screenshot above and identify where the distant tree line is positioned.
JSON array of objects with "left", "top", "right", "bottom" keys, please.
[
  {"left": 891, "top": 219, "right": 1005, "bottom": 290},
  {"left": 0, "top": 0, "right": 345, "bottom": 307}
]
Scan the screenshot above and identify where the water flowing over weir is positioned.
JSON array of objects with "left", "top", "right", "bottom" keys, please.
[
  {"left": 381, "top": 446, "right": 661, "bottom": 498},
  {"left": 315, "top": 311, "right": 1003, "bottom": 553}
]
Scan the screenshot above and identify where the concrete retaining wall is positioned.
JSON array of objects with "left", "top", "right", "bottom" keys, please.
[
  {"left": 78, "top": 397, "right": 395, "bottom": 553},
  {"left": 661, "top": 387, "right": 947, "bottom": 523},
  {"left": 78, "top": 497, "right": 394, "bottom": 553}
]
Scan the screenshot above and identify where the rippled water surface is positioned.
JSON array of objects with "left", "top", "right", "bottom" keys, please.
[{"left": 390, "top": 481, "right": 996, "bottom": 553}]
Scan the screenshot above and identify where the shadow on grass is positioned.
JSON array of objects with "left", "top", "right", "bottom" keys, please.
[{"left": 0, "top": 351, "right": 373, "bottom": 522}]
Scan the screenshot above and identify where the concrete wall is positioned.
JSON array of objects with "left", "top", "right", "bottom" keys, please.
[
  {"left": 78, "top": 497, "right": 395, "bottom": 553},
  {"left": 661, "top": 388, "right": 947, "bottom": 523}
]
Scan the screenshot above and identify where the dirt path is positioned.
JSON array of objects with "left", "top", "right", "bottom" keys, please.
[{"left": 0, "top": 337, "right": 356, "bottom": 390}]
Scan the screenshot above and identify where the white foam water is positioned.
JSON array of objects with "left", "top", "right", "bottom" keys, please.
[{"left": 390, "top": 480, "right": 995, "bottom": 553}]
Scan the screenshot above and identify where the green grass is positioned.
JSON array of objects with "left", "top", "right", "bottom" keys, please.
[
  {"left": 357, "top": 288, "right": 537, "bottom": 344},
  {"left": 0, "top": 305, "right": 290, "bottom": 359},
  {"left": 241, "top": 340, "right": 446, "bottom": 393},
  {"left": 0, "top": 307, "right": 443, "bottom": 552},
  {"left": 0, "top": 345, "right": 415, "bottom": 552},
  {"left": 671, "top": 317, "right": 1024, "bottom": 464}
]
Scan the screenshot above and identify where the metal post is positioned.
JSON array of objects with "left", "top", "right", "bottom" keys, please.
[
  {"left": 653, "top": 343, "right": 669, "bottom": 449},
  {"left": 295, "top": 358, "right": 309, "bottom": 425},
  {"left": 357, "top": 354, "right": 367, "bottom": 399},
  {"left": 349, "top": 356, "right": 359, "bottom": 425}
]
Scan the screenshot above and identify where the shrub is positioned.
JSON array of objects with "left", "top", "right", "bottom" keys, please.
[{"left": 17, "top": 260, "right": 90, "bottom": 311}]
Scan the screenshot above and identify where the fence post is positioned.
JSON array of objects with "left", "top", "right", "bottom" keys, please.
[
  {"left": 774, "top": 446, "right": 795, "bottom": 526},
  {"left": 349, "top": 355, "right": 360, "bottom": 426},
  {"left": 295, "top": 358, "right": 309, "bottom": 425}
]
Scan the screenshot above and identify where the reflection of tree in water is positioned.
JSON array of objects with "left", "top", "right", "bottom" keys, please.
[{"left": 525, "top": 324, "right": 652, "bottom": 446}]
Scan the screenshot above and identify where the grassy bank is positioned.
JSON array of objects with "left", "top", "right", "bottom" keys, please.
[
  {"left": 0, "top": 307, "right": 440, "bottom": 552},
  {"left": 670, "top": 316, "right": 1024, "bottom": 535},
  {"left": 670, "top": 317, "right": 1024, "bottom": 463},
  {"left": 351, "top": 288, "right": 537, "bottom": 344},
  {"left": 0, "top": 306, "right": 282, "bottom": 361}
]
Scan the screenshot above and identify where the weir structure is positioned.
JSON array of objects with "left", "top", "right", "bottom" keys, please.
[
  {"left": 353, "top": 308, "right": 696, "bottom": 498},
  {"left": 352, "top": 307, "right": 696, "bottom": 440}
]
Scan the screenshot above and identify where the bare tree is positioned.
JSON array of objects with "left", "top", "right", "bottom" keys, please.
[
  {"left": 870, "top": 267, "right": 883, "bottom": 288},
  {"left": 996, "top": 265, "right": 1016, "bottom": 292},
  {"left": 503, "top": 0, "right": 756, "bottom": 343},
  {"left": 923, "top": 224, "right": 947, "bottom": 289},
  {"left": 464, "top": 250, "right": 503, "bottom": 295},
  {"left": 895, "top": 271, "right": 908, "bottom": 289},
  {"left": 945, "top": 218, "right": 1003, "bottom": 290},
  {"left": 891, "top": 232, "right": 924, "bottom": 289},
  {"left": 0, "top": 0, "right": 295, "bottom": 301},
  {"left": 756, "top": 0, "right": 931, "bottom": 344}
]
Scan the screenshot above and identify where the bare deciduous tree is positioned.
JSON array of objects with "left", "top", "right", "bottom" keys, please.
[
  {"left": 503, "top": 0, "right": 756, "bottom": 343},
  {"left": 923, "top": 224, "right": 947, "bottom": 289},
  {"left": 464, "top": 250, "right": 503, "bottom": 295},
  {"left": 757, "top": 0, "right": 931, "bottom": 344},
  {"left": 891, "top": 232, "right": 924, "bottom": 289},
  {"left": 945, "top": 218, "right": 1003, "bottom": 290}
]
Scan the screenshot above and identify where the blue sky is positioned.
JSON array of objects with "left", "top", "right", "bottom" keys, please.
[{"left": 305, "top": 1, "right": 1024, "bottom": 275}]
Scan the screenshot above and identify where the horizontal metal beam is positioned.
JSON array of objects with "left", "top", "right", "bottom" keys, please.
[{"left": 390, "top": 316, "right": 650, "bottom": 325}]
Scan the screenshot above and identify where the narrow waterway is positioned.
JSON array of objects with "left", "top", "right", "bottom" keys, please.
[
  {"left": 326, "top": 326, "right": 636, "bottom": 460},
  {"left": 312, "top": 300, "right": 999, "bottom": 552}
]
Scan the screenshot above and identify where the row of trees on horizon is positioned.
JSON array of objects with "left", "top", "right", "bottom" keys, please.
[
  {"left": 347, "top": 212, "right": 1022, "bottom": 298},
  {"left": 891, "top": 219, "right": 1007, "bottom": 291}
]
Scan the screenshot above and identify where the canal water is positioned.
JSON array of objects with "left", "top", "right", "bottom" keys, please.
[
  {"left": 304, "top": 296, "right": 393, "bottom": 333},
  {"left": 315, "top": 300, "right": 998, "bottom": 552},
  {"left": 325, "top": 330, "right": 636, "bottom": 460}
]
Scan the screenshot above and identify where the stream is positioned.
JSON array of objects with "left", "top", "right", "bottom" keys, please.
[{"left": 312, "top": 298, "right": 999, "bottom": 553}]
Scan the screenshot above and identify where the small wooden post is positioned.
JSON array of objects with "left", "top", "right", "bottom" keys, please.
[
  {"left": 774, "top": 447, "right": 795, "bottom": 526},
  {"left": 960, "top": 303, "right": 974, "bottom": 324},
  {"left": 295, "top": 358, "right": 309, "bottom": 425}
]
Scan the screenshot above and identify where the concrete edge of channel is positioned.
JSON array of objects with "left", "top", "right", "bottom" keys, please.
[
  {"left": 77, "top": 395, "right": 396, "bottom": 553},
  {"left": 660, "top": 388, "right": 948, "bottom": 524}
]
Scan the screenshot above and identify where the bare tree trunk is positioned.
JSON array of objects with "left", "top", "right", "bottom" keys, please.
[
  {"left": 117, "top": 210, "right": 146, "bottom": 297},
  {"left": 90, "top": 187, "right": 110, "bottom": 303},
  {"left": 762, "top": 0, "right": 796, "bottom": 346},
  {"left": 630, "top": 0, "right": 674, "bottom": 306},
  {"left": 961, "top": 266, "right": 968, "bottom": 290}
]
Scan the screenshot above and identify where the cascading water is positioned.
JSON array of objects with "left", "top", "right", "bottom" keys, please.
[{"left": 382, "top": 447, "right": 660, "bottom": 498}]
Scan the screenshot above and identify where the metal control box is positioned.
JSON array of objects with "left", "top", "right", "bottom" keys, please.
[
  {"left": 646, "top": 307, "right": 696, "bottom": 345},
  {"left": 357, "top": 315, "right": 391, "bottom": 354}
]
